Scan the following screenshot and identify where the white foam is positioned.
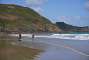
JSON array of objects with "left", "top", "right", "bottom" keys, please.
[
  {"left": 9, "top": 34, "right": 32, "bottom": 37},
  {"left": 50, "top": 34, "right": 89, "bottom": 40},
  {"left": 9, "top": 34, "right": 89, "bottom": 40}
]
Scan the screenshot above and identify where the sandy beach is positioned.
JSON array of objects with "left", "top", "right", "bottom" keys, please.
[
  {"left": 0, "top": 36, "right": 42, "bottom": 60},
  {"left": 0, "top": 34, "right": 89, "bottom": 60}
]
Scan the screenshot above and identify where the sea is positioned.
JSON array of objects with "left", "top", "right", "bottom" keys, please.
[{"left": 10, "top": 33, "right": 89, "bottom": 60}]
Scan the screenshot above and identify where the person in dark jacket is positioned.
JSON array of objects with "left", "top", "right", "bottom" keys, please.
[
  {"left": 18, "top": 33, "right": 22, "bottom": 41},
  {"left": 32, "top": 33, "right": 35, "bottom": 39}
]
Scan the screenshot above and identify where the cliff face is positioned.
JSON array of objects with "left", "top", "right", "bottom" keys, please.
[
  {"left": 0, "top": 4, "right": 61, "bottom": 33},
  {"left": 56, "top": 22, "right": 89, "bottom": 32}
]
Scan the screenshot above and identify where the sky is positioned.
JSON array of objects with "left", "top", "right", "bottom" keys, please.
[{"left": 0, "top": 0, "right": 89, "bottom": 27}]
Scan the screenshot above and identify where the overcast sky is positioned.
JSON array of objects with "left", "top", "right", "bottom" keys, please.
[{"left": 0, "top": 0, "right": 89, "bottom": 27}]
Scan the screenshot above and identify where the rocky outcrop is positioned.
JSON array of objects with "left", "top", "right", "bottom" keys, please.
[{"left": 56, "top": 22, "right": 89, "bottom": 32}]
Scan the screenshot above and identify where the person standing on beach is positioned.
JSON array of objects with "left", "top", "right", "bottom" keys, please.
[
  {"left": 18, "top": 33, "right": 22, "bottom": 41},
  {"left": 32, "top": 33, "right": 35, "bottom": 41},
  {"left": 32, "top": 33, "right": 35, "bottom": 39}
]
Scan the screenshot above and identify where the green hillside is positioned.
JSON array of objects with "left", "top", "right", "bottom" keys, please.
[{"left": 0, "top": 4, "right": 61, "bottom": 33}]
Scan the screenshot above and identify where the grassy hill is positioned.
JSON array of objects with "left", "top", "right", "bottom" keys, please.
[{"left": 0, "top": 4, "right": 61, "bottom": 33}]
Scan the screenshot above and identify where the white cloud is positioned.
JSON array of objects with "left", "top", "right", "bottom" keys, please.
[
  {"left": 25, "top": 0, "right": 47, "bottom": 13},
  {"left": 59, "top": 16, "right": 75, "bottom": 22},
  {"left": 59, "top": 16, "right": 89, "bottom": 26},
  {"left": 25, "top": 0, "right": 47, "bottom": 6},
  {"left": 31, "top": 7, "right": 43, "bottom": 13},
  {"left": 25, "top": 0, "right": 47, "bottom": 8},
  {"left": 59, "top": 16, "right": 89, "bottom": 22},
  {"left": 85, "top": 0, "right": 89, "bottom": 11}
]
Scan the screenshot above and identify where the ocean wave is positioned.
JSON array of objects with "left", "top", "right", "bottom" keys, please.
[
  {"left": 50, "top": 34, "right": 89, "bottom": 40},
  {"left": 9, "top": 34, "right": 89, "bottom": 40}
]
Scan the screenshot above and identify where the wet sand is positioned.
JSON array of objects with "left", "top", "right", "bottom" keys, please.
[
  {"left": 0, "top": 38, "right": 42, "bottom": 60},
  {"left": 21, "top": 37, "right": 89, "bottom": 60}
]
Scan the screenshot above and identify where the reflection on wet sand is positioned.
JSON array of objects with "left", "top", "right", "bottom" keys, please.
[{"left": 21, "top": 37, "right": 89, "bottom": 60}]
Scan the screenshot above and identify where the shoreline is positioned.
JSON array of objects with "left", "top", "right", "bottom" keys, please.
[
  {"left": 9, "top": 33, "right": 89, "bottom": 40},
  {"left": 0, "top": 34, "right": 89, "bottom": 60}
]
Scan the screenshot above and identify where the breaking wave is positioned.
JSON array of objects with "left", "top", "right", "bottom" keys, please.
[
  {"left": 49, "top": 34, "right": 89, "bottom": 40},
  {"left": 10, "top": 34, "right": 89, "bottom": 40}
]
